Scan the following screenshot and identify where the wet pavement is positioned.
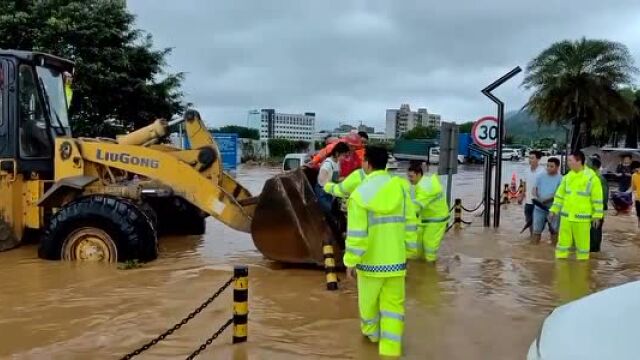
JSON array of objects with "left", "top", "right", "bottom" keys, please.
[{"left": 1, "top": 164, "right": 639, "bottom": 359}]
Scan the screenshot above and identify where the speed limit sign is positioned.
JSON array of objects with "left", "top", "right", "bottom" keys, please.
[{"left": 471, "top": 116, "right": 499, "bottom": 148}]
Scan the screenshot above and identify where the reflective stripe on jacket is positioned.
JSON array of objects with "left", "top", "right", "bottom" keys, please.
[
  {"left": 550, "top": 167, "right": 604, "bottom": 222},
  {"left": 412, "top": 174, "right": 450, "bottom": 225},
  {"left": 344, "top": 170, "right": 415, "bottom": 277}
]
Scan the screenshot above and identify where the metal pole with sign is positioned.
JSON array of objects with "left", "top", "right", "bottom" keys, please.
[
  {"left": 469, "top": 143, "right": 494, "bottom": 227},
  {"left": 438, "top": 122, "right": 459, "bottom": 206},
  {"left": 482, "top": 66, "right": 522, "bottom": 228}
]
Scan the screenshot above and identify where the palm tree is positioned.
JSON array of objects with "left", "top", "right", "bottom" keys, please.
[
  {"left": 626, "top": 90, "right": 640, "bottom": 148},
  {"left": 522, "top": 38, "right": 637, "bottom": 152}
]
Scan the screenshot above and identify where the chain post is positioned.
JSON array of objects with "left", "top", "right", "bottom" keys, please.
[
  {"left": 517, "top": 180, "right": 526, "bottom": 204},
  {"left": 323, "top": 244, "right": 338, "bottom": 290},
  {"left": 232, "top": 265, "right": 249, "bottom": 344},
  {"left": 454, "top": 198, "right": 462, "bottom": 229},
  {"left": 502, "top": 183, "right": 510, "bottom": 205}
]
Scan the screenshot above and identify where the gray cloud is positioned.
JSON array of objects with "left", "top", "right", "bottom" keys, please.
[{"left": 129, "top": 0, "right": 640, "bottom": 131}]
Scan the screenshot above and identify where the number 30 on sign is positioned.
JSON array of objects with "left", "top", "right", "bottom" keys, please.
[{"left": 471, "top": 116, "right": 499, "bottom": 148}]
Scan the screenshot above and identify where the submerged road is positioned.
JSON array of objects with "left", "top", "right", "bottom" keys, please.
[{"left": 0, "top": 164, "right": 638, "bottom": 359}]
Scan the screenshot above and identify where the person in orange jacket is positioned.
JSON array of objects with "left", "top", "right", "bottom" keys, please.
[
  {"left": 312, "top": 131, "right": 368, "bottom": 176},
  {"left": 311, "top": 136, "right": 339, "bottom": 167}
]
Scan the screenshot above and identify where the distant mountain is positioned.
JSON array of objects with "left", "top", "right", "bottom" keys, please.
[{"left": 505, "top": 110, "right": 565, "bottom": 144}]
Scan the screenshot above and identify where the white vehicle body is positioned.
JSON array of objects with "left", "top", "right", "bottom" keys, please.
[
  {"left": 282, "top": 153, "right": 311, "bottom": 171},
  {"left": 386, "top": 155, "right": 399, "bottom": 170},
  {"left": 501, "top": 148, "right": 520, "bottom": 161},
  {"left": 429, "top": 147, "right": 464, "bottom": 165},
  {"left": 527, "top": 280, "right": 640, "bottom": 360}
]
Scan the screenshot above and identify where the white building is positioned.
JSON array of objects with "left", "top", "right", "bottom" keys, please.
[
  {"left": 247, "top": 109, "right": 316, "bottom": 141},
  {"left": 385, "top": 104, "right": 441, "bottom": 139}
]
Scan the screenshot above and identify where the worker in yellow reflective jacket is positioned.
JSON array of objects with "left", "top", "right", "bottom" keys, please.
[
  {"left": 407, "top": 162, "right": 450, "bottom": 262},
  {"left": 63, "top": 71, "right": 73, "bottom": 108},
  {"left": 549, "top": 150, "right": 604, "bottom": 260},
  {"left": 326, "top": 163, "right": 419, "bottom": 255},
  {"left": 344, "top": 146, "right": 417, "bottom": 357},
  {"left": 324, "top": 168, "right": 366, "bottom": 198},
  {"left": 324, "top": 162, "right": 401, "bottom": 199}
]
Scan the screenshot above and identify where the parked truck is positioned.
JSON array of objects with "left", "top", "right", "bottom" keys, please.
[{"left": 392, "top": 133, "right": 483, "bottom": 164}]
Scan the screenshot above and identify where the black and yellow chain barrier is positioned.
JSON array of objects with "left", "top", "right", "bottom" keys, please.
[
  {"left": 121, "top": 265, "right": 249, "bottom": 360},
  {"left": 232, "top": 265, "right": 249, "bottom": 344},
  {"left": 323, "top": 244, "right": 339, "bottom": 290},
  {"left": 447, "top": 198, "right": 477, "bottom": 232}
]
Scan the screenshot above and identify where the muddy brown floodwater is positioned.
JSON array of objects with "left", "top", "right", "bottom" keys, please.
[{"left": 1, "top": 164, "right": 640, "bottom": 359}]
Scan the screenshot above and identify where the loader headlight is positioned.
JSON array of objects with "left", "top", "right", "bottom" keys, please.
[{"left": 59, "top": 141, "right": 72, "bottom": 160}]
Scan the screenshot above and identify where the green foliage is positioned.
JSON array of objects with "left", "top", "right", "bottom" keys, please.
[
  {"left": 401, "top": 126, "right": 437, "bottom": 140},
  {"left": 212, "top": 125, "right": 259, "bottom": 140},
  {"left": 506, "top": 110, "right": 565, "bottom": 144},
  {"left": 504, "top": 135, "right": 515, "bottom": 144},
  {"left": 0, "top": 0, "right": 184, "bottom": 137},
  {"left": 615, "top": 88, "right": 640, "bottom": 148},
  {"left": 459, "top": 121, "right": 473, "bottom": 133},
  {"left": 534, "top": 138, "right": 556, "bottom": 149},
  {"left": 522, "top": 38, "right": 637, "bottom": 151},
  {"left": 268, "top": 138, "right": 309, "bottom": 158}
]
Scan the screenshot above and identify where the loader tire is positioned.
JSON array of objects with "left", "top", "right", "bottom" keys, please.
[
  {"left": 38, "top": 195, "right": 158, "bottom": 262},
  {"left": 139, "top": 202, "right": 158, "bottom": 232}
]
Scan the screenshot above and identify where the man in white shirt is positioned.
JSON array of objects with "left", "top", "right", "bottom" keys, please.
[
  {"left": 315, "top": 141, "right": 350, "bottom": 213},
  {"left": 524, "top": 150, "right": 545, "bottom": 236}
]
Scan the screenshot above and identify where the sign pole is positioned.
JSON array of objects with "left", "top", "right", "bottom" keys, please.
[
  {"left": 437, "top": 122, "right": 459, "bottom": 207},
  {"left": 446, "top": 126, "right": 456, "bottom": 206},
  {"left": 483, "top": 153, "right": 492, "bottom": 227},
  {"left": 481, "top": 66, "right": 522, "bottom": 228}
]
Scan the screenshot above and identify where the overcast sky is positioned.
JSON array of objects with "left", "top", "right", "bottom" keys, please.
[{"left": 128, "top": 0, "right": 640, "bottom": 132}]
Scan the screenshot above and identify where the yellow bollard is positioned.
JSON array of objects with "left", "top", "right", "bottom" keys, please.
[
  {"left": 454, "top": 198, "right": 462, "bottom": 229},
  {"left": 323, "top": 244, "right": 339, "bottom": 290},
  {"left": 502, "top": 184, "right": 510, "bottom": 205},
  {"left": 233, "top": 265, "right": 248, "bottom": 344}
]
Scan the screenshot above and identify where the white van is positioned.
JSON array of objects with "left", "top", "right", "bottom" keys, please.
[
  {"left": 386, "top": 155, "right": 399, "bottom": 170},
  {"left": 429, "top": 147, "right": 440, "bottom": 165},
  {"left": 501, "top": 148, "right": 520, "bottom": 161},
  {"left": 282, "top": 153, "right": 311, "bottom": 171},
  {"left": 429, "top": 147, "right": 464, "bottom": 165}
]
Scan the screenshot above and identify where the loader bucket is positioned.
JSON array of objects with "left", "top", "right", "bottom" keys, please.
[{"left": 251, "top": 167, "right": 343, "bottom": 266}]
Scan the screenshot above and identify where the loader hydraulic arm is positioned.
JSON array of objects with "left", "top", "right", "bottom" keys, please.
[{"left": 52, "top": 110, "right": 256, "bottom": 233}]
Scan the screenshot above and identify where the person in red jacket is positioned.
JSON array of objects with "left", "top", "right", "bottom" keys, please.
[
  {"left": 311, "top": 131, "right": 369, "bottom": 175},
  {"left": 339, "top": 133, "right": 364, "bottom": 177},
  {"left": 311, "top": 137, "right": 338, "bottom": 168}
]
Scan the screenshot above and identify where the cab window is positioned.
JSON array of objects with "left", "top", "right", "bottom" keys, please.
[
  {"left": 284, "top": 158, "right": 301, "bottom": 171},
  {"left": 18, "top": 65, "right": 51, "bottom": 158}
]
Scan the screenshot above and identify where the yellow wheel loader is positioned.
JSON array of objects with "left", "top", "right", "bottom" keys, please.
[{"left": 0, "top": 50, "right": 343, "bottom": 265}]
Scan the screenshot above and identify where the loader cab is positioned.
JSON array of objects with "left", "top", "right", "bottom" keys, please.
[{"left": 0, "top": 50, "right": 73, "bottom": 178}]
